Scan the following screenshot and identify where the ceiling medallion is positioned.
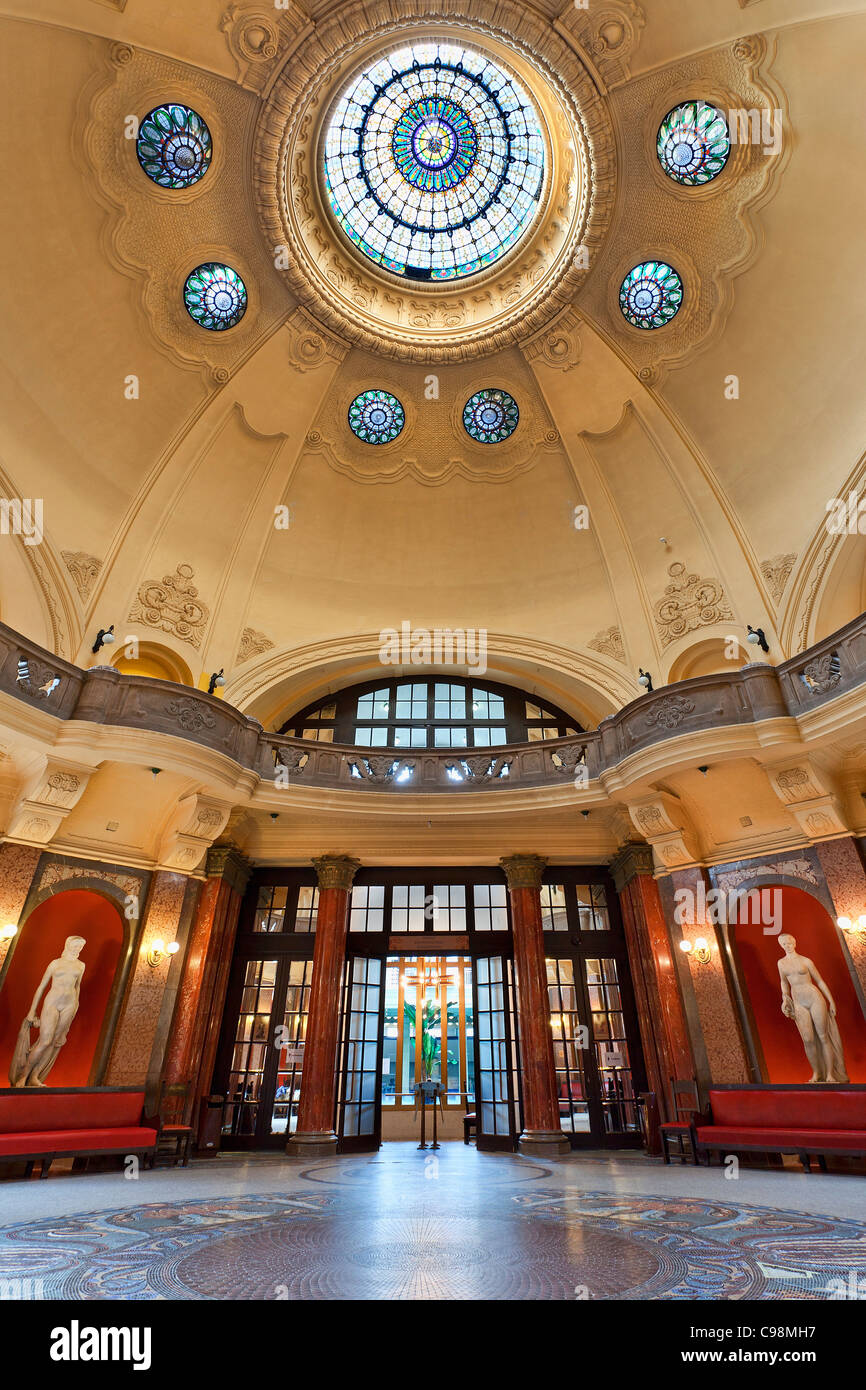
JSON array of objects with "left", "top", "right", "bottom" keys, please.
[{"left": 252, "top": 1, "right": 617, "bottom": 362}]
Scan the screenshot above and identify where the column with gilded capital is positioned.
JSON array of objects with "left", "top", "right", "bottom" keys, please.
[
  {"left": 287, "top": 855, "right": 360, "bottom": 1156},
  {"left": 501, "top": 855, "right": 570, "bottom": 1157}
]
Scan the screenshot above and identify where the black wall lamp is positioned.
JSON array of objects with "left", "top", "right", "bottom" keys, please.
[
  {"left": 638, "top": 668, "right": 654, "bottom": 692},
  {"left": 208, "top": 668, "right": 226, "bottom": 695},
  {"left": 747, "top": 625, "right": 770, "bottom": 653},
  {"left": 92, "top": 624, "right": 115, "bottom": 655}
]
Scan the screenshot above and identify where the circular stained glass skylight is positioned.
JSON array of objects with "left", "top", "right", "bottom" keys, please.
[
  {"left": 183, "top": 263, "right": 247, "bottom": 331},
  {"left": 136, "top": 105, "right": 213, "bottom": 188},
  {"left": 619, "top": 261, "right": 683, "bottom": 330},
  {"left": 657, "top": 101, "right": 730, "bottom": 185},
  {"left": 463, "top": 389, "right": 519, "bottom": 444},
  {"left": 323, "top": 42, "right": 546, "bottom": 281},
  {"left": 348, "top": 390, "right": 405, "bottom": 445}
]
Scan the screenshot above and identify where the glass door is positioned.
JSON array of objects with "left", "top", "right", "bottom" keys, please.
[
  {"left": 337, "top": 955, "right": 385, "bottom": 1152},
  {"left": 473, "top": 955, "right": 520, "bottom": 1151}
]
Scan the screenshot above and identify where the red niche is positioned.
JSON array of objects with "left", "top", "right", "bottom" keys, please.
[
  {"left": 732, "top": 885, "right": 866, "bottom": 1083},
  {"left": 0, "top": 890, "right": 124, "bottom": 1087}
]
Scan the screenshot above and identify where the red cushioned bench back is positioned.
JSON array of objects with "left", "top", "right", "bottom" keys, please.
[
  {"left": 0, "top": 1090, "right": 145, "bottom": 1133},
  {"left": 709, "top": 1088, "right": 866, "bottom": 1130}
]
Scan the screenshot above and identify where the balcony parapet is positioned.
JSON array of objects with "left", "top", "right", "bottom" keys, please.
[{"left": 0, "top": 612, "right": 864, "bottom": 793}]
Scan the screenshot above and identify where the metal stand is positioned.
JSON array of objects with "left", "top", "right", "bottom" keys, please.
[{"left": 414, "top": 1080, "right": 444, "bottom": 1150}]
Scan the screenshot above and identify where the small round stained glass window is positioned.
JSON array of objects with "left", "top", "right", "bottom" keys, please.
[
  {"left": 349, "top": 390, "right": 405, "bottom": 445},
  {"left": 323, "top": 41, "right": 545, "bottom": 281},
  {"left": 463, "top": 389, "right": 519, "bottom": 444},
  {"left": 183, "top": 263, "right": 247, "bottom": 331},
  {"left": 137, "top": 105, "right": 212, "bottom": 188},
  {"left": 657, "top": 101, "right": 730, "bottom": 185},
  {"left": 619, "top": 261, "right": 683, "bottom": 330}
]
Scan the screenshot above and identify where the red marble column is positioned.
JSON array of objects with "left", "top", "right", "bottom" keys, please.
[
  {"left": 501, "top": 855, "right": 570, "bottom": 1157},
  {"left": 612, "top": 843, "right": 695, "bottom": 1122},
  {"left": 287, "top": 855, "right": 359, "bottom": 1157},
  {"left": 163, "top": 845, "right": 251, "bottom": 1130}
]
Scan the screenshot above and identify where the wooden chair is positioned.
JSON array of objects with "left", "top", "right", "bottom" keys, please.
[
  {"left": 659, "top": 1079, "right": 701, "bottom": 1165},
  {"left": 463, "top": 1112, "right": 477, "bottom": 1145},
  {"left": 156, "top": 1081, "right": 195, "bottom": 1167}
]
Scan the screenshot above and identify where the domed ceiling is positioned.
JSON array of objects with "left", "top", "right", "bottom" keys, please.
[{"left": 1, "top": 0, "right": 865, "bottom": 734}]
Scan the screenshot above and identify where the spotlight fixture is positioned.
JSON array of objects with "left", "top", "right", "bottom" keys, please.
[
  {"left": 0, "top": 923, "right": 17, "bottom": 940},
  {"left": 698, "top": 765, "right": 709, "bottom": 775},
  {"left": 92, "top": 624, "right": 115, "bottom": 655},
  {"left": 270, "top": 813, "right": 279, "bottom": 822},
  {"left": 638, "top": 668, "right": 654, "bottom": 692},
  {"left": 680, "top": 936, "right": 711, "bottom": 964},
  {"left": 208, "top": 668, "right": 226, "bottom": 695},
  {"left": 145, "top": 938, "right": 180, "bottom": 968},
  {"left": 581, "top": 810, "right": 590, "bottom": 819},
  {"left": 151, "top": 767, "right": 162, "bottom": 778},
  {"left": 746, "top": 625, "right": 770, "bottom": 654}
]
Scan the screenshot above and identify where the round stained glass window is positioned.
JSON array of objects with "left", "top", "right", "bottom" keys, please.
[
  {"left": 323, "top": 42, "right": 546, "bottom": 282},
  {"left": 348, "top": 390, "right": 405, "bottom": 445},
  {"left": 183, "top": 263, "right": 247, "bottom": 331},
  {"left": 657, "top": 101, "right": 730, "bottom": 185},
  {"left": 619, "top": 262, "right": 683, "bottom": 330},
  {"left": 137, "top": 105, "right": 213, "bottom": 188},
  {"left": 463, "top": 389, "right": 519, "bottom": 444}
]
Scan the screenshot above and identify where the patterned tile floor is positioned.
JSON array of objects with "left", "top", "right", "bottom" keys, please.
[{"left": 0, "top": 1144, "right": 864, "bottom": 1300}]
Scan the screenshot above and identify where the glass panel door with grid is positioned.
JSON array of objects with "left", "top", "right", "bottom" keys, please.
[
  {"left": 473, "top": 955, "right": 520, "bottom": 1151},
  {"left": 337, "top": 956, "right": 385, "bottom": 1152}
]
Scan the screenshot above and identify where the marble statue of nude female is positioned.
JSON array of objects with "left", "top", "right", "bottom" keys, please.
[
  {"left": 777, "top": 933, "right": 849, "bottom": 1084},
  {"left": 9, "top": 935, "right": 86, "bottom": 1088}
]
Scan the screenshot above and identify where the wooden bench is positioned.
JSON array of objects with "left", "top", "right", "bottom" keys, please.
[
  {"left": 0, "top": 1087, "right": 158, "bottom": 1179},
  {"left": 695, "top": 1085, "right": 866, "bottom": 1173}
]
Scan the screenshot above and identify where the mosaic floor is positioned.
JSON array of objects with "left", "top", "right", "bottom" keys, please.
[{"left": 1, "top": 1145, "right": 864, "bottom": 1300}]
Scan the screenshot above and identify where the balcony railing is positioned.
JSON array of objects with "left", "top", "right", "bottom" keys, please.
[{"left": 1, "top": 611, "right": 864, "bottom": 794}]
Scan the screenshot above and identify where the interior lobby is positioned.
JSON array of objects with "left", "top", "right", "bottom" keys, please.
[{"left": 1, "top": 0, "right": 865, "bottom": 1326}]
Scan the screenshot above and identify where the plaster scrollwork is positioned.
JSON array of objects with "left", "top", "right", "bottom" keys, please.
[
  {"left": 129, "top": 564, "right": 210, "bottom": 651},
  {"left": 6, "top": 761, "right": 93, "bottom": 846},
  {"left": 644, "top": 695, "right": 696, "bottom": 730},
  {"left": 220, "top": 3, "right": 307, "bottom": 90},
  {"left": 654, "top": 562, "right": 734, "bottom": 648},
  {"left": 715, "top": 859, "right": 819, "bottom": 892},
  {"left": 521, "top": 305, "right": 583, "bottom": 373},
  {"left": 760, "top": 553, "right": 796, "bottom": 605},
  {"left": 165, "top": 698, "right": 216, "bottom": 734},
  {"left": 237, "top": 627, "right": 276, "bottom": 664},
  {"left": 62, "top": 552, "right": 102, "bottom": 605},
  {"left": 158, "top": 795, "right": 233, "bottom": 874},
  {"left": 557, "top": 0, "right": 646, "bottom": 88},
  {"left": 285, "top": 307, "right": 349, "bottom": 374},
  {"left": 588, "top": 626, "right": 625, "bottom": 663}
]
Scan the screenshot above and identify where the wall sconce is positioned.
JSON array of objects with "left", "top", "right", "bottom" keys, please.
[
  {"left": 208, "top": 668, "right": 226, "bottom": 696},
  {"left": 146, "top": 938, "right": 180, "bottom": 968},
  {"left": 638, "top": 668, "right": 654, "bottom": 692},
  {"left": 92, "top": 624, "right": 115, "bottom": 655},
  {"left": 746, "top": 625, "right": 770, "bottom": 654},
  {"left": 0, "top": 924, "right": 18, "bottom": 941},
  {"left": 680, "top": 936, "right": 712, "bottom": 964},
  {"left": 837, "top": 916, "right": 866, "bottom": 934}
]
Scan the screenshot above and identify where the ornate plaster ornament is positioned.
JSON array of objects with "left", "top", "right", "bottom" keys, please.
[
  {"left": 588, "top": 626, "right": 626, "bottom": 663},
  {"left": 760, "top": 553, "right": 796, "bottom": 605},
  {"left": 129, "top": 564, "right": 210, "bottom": 650},
  {"left": 237, "top": 627, "right": 275, "bottom": 664},
  {"left": 62, "top": 552, "right": 102, "bottom": 604},
  {"left": 654, "top": 561, "right": 734, "bottom": 648}
]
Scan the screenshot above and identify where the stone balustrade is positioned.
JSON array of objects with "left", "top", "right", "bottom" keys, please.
[{"left": 1, "top": 613, "right": 864, "bottom": 793}]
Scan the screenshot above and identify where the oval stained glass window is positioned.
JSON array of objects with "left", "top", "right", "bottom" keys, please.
[
  {"left": 323, "top": 41, "right": 546, "bottom": 282},
  {"left": 183, "top": 263, "right": 247, "bottom": 331},
  {"left": 463, "top": 389, "right": 519, "bottom": 444},
  {"left": 657, "top": 101, "right": 730, "bottom": 186},
  {"left": 619, "top": 261, "right": 683, "bottom": 330},
  {"left": 137, "top": 105, "right": 213, "bottom": 188},
  {"left": 348, "top": 390, "right": 405, "bottom": 445}
]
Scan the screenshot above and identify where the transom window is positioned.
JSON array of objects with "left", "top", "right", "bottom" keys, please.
[{"left": 282, "top": 677, "right": 581, "bottom": 749}]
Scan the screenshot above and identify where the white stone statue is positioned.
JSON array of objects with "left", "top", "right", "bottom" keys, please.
[
  {"left": 9, "top": 936, "right": 86, "bottom": 1088},
  {"left": 777, "top": 933, "right": 849, "bottom": 1083}
]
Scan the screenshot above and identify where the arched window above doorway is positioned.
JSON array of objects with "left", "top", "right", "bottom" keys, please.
[{"left": 279, "top": 676, "right": 582, "bottom": 749}]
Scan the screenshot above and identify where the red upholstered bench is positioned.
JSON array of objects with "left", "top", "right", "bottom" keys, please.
[
  {"left": 0, "top": 1087, "right": 158, "bottom": 1179},
  {"left": 695, "top": 1085, "right": 866, "bottom": 1173}
]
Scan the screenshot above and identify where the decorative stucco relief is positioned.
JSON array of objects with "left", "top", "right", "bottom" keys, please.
[
  {"left": 588, "top": 626, "right": 625, "bottom": 663},
  {"left": 654, "top": 561, "right": 734, "bottom": 648},
  {"left": 129, "top": 564, "right": 210, "bottom": 651},
  {"left": 760, "top": 552, "right": 796, "bottom": 604},
  {"left": 237, "top": 627, "right": 275, "bottom": 664},
  {"left": 62, "top": 551, "right": 103, "bottom": 604}
]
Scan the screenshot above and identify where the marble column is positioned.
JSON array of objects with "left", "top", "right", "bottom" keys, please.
[
  {"left": 814, "top": 837, "right": 866, "bottom": 1005},
  {"left": 612, "top": 843, "right": 695, "bottom": 1122},
  {"left": 501, "top": 855, "right": 570, "bottom": 1158},
  {"left": 287, "top": 855, "right": 359, "bottom": 1157},
  {"left": 163, "top": 845, "right": 251, "bottom": 1129}
]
